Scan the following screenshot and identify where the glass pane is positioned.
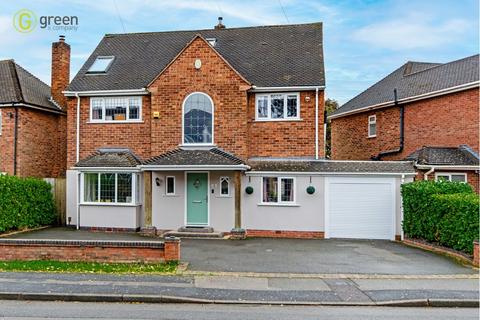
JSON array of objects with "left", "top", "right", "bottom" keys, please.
[
  {"left": 84, "top": 173, "right": 98, "bottom": 202},
  {"left": 437, "top": 175, "right": 450, "bottom": 181},
  {"left": 117, "top": 174, "right": 132, "bottom": 203},
  {"left": 91, "top": 99, "right": 103, "bottom": 120},
  {"left": 166, "top": 177, "right": 175, "bottom": 194},
  {"left": 221, "top": 177, "right": 229, "bottom": 195},
  {"left": 281, "top": 178, "right": 294, "bottom": 202},
  {"left": 451, "top": 175, "right": 466, "bottom": 182},
  {"left": 88, "top": 56, "right": 114, "bottom": 72},
  {"left": 263, "top": 177, "right": 278, "bottom": 202},
  {"left": 105, "top": 97, "right": 127, "bottom": 121},
  {"left": 129, "top": 98, "right": 140, "bottom": 120},
  {"left": 287, "top": 95, "right": 297, "bottom": 118},
  {"left": 257, "top": 96, "right": 268, "bottom": 118},
  {"left": 184, "top": 93, "right": 213, "bottom": 144},
  {"left": 369, "top": 123, "right": 376, "bottom": 136},
  {"left": 100, "top": 173, "right": 115, "bottom": 202},
  {"left": 271, "top": 94, "right": 284, "bottom": 119}
]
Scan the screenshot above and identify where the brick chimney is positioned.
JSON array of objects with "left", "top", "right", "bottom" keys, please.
[
  {"left": 51, "top": 35, "right": 70, "bottom": 109},
  {"left": 214, "top": 17, "right": 225, "bottom": 29}
]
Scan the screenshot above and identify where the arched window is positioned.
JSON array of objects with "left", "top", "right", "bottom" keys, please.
[{"left": 183, "top": 92, "right": 213, "bottom": 144}]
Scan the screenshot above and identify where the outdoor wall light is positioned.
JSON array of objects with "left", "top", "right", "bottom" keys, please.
[{"left": 155, "top": 177, "right": 162, "bottom": 187}]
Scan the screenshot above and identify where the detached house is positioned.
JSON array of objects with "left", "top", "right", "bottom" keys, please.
[
  {"left": 65, "top": 21, "right": 416, "bottom": 241},
  {"left": 329, "top": 55, "right": 479, "bottom": 192},
  {"left": 0, "top": 37, "right": 69, "bottom": 177}
]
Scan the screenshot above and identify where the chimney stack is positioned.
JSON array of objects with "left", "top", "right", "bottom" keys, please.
[
  {"left": 51, "top": 35, "right": 70, "bottom": 109},
  {"left": 214, "top": 17, "right": 225, "bottom": 29}
]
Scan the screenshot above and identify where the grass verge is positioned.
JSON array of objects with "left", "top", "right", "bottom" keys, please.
[{"left": 0, "top": 260, "right": 178, "bottom": 274}]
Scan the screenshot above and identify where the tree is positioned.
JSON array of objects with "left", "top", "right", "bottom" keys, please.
[{"left": 324, "top": 98, "right": 339, "bottom": 159}]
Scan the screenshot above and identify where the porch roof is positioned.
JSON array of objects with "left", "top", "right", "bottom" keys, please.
[{"left": 74, "top": 149, "right": 142, "bottom": 168}]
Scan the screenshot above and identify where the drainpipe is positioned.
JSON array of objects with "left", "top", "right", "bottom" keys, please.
[
  {"left": 400, "top": 174, "right": 405, "bottom": 241},
  {"left": 13, "top": 102, "right": 18, "bottom": 175},
  {"left": 75, "top": 93, "right": 80, "bottom": 230},
  {"left": 315, "top": 87, "right": 319, "bottom": 159},
  {"left": 372, "top": 88, "right": 404, "bottom": 160},
  {"left": 424, "top": 166, "right": 435, "bottom": 180}
]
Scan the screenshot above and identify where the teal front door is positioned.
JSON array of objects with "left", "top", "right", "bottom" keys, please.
[{"left": 186, "top": 173, "right": 208, "bottom": 225}]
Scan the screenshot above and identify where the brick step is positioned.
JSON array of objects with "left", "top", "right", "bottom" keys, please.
[
  {"left": 177, "top": 226, "right": 214, "bottom": 233},
  {"left": 163, "top": 231, "right": 224, "bottom": 239}
]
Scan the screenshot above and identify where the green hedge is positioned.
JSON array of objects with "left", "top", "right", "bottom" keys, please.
[
  {"left": 401, "top": 180, "right": 478, "bottom": 254},
  {"left": 0, "top": 175, "right": 56, "bottom": 233}
]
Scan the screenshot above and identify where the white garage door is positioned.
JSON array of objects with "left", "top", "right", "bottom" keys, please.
[{"left": 325, "top": 177, "right": 395, "bottom": 240}]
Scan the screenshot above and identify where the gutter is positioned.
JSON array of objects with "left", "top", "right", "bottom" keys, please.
[
  {"left": 138, "top": 164, "right": 251, "bottom": 171},
  {"left": 415, "top": 164, "right": 480, "bottom": 171},
  {"left": 250, "top": 85, "right": 325, "bottom": 92},
  {"left": 75, "top": 93, "right": 80, "bottom": 163},
  {"left": 328, "top": 81, "right": 480, "bottom": 120},
  {"left": 63, "top": 88, "right": 149, "bottom": 97},
  {"left": 246, "top": 171, "right": 416, "bottom": 176},
  {"left": 0, "top": 103, "right": 66, "bottom": 115}
]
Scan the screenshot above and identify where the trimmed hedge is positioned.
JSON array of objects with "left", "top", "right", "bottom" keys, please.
[
  {"left": 401, "top": 180, "right": 478, "bottom": 254},
  {"left": 0, "top": 175, "right": 56, "bottom": 233}
]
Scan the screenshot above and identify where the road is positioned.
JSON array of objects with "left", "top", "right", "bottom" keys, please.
[{"left": 0, "top": 301, "right": 477, "bottom": 320}]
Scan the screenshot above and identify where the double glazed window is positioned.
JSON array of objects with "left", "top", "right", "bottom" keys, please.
[
  {"left": 166, "top": 176, "right": 175, "bottom": 195},
  {"left": 368, "top": 115, "right": 377, "bottom": 137},
  {"left": 90, "top": 97, "right": 142, "bottom": 122},
  {"left": 83, "top": 172, "right": 136, "bottom": 204},
  {"left": 220, "top": 176, "right": 230, "bottom": 196},
  {"left": 183, "top": 92, "right": 213, "bottom": 144},
  {"left": 256, "top": 93, "right": 300, "bottom": 120},
  {"left": 435, "top": 173, "right": 467, "bottom": 183},
  {"left": 262, "top": 177, "right": 295, "bottom": 203}
]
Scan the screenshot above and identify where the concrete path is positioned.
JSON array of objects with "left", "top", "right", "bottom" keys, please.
[
  {"left": 0, "top": 271, "right": 477, "bottom": 306},
  {"left": 181, "top": 238, "right": 476, "bottom": 274}
]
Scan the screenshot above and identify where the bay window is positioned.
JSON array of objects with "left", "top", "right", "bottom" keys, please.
[
  {"left": 262, "top": 177, "right": 295, "bottom": 204},
  {"left": 83, "top": 172, "right": 136, "bottom": 204},
  {"left": 255, "top": 93, "right": 300, "bottom": 120},
  {"left": 90, "top": 97, "right": 142, "bottom": 122}
]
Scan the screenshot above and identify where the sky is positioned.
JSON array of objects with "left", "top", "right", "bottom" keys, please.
[{"left": 1, "top": 0, "right": 478, "bottom": 104}]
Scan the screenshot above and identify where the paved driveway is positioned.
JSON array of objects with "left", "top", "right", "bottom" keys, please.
[{"left": 181, "top": 238, "right": 475, "bottom": 275}]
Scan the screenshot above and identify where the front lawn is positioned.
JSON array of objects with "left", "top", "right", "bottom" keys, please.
[{"left": 0, "top": 260, "right": 178, "bottom": 274}]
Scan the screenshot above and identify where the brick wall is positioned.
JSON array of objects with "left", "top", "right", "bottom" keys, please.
[
  {"left": 0, "top": 238, "right": 180, "bottom": 263},
  {"left": 51, "top": 39, "right": 70, "bottom": 109},
  {"left": 0, "top": 107, "right": 66, "bottom": 178},
  {"left": 331, "top": 89, "right": 479, "bottom": 160},
  {"left": 246, "top": 229, "right": 324, "bottom": 239}
]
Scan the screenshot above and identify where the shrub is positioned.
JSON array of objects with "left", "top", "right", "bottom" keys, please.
[
  {"left": 0, "top": 175, "right": 56, "bottom": 233},
  {"left": 401, "top": 180, "right": 473, "bottom": 242},
  {"left": 401, "top": 180, "right": 477, "bottom": 255},
  {"left": 435, "top": 193, "right": 479, "bottom": 254}
]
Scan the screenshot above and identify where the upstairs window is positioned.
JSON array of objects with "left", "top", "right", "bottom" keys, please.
[
  {"left": 183, "top": 92, "right": 213, "bottom": 144},
  {"left": 368, "top": 115, "right": 377, "bottom": 137},
  {"left": 90, "top": 97, "right": 142, "bottom": 122},
  {"left": 87, "top": 56, "right": 114, "bottom": 73},
  {"left": 255, "top": 93, "right": 300, "bottom": 121}
]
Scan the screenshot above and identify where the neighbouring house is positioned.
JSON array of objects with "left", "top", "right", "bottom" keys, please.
[
  {"left": 64, "top": 20, "right": 416, "bottom": 240},
  {"left": 329, "top": 55, "right": 479, "bottom": 192},
  {"left": 0, "top": 36, "right": 69, "bottom": 178}
]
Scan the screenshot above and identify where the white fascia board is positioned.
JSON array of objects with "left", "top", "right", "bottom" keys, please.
[
  {"left": 139, "top": 164, "right": 250, "bottom": 171},
  {"left": 328, "top": 81, "right": 480, "bottom": 120},
  {"left": 415, "top": 165, "right": 479, "bottom": 171},
  {"left": 71, "top": 167, "right": 141, "bottom": 172},
  {"left": 63, "top": 89, "right": 149, "bottom": 97},
  {"left": 250, "top": 85, "right": 325, "bottom": 92},
  {"left": 246, "top": 171, "right": 416, "bottom": 176},
  {"left": 0, "top": 103, "right": 65, "bottom": 115}
]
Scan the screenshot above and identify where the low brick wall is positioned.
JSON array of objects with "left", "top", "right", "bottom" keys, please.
[
  {"left": 246, "top": 229, "right": 324, "bottom": 239},
  {"left": 0, "top": 238, "right": 180, "bottom": 263},
  {"left": 474, "top": 241, "right": 479, "bottom": 267}
]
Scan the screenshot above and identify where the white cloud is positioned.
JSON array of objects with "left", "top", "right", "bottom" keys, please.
[{"left": 352, "top": 15, "right": 470, "bottom": 50}]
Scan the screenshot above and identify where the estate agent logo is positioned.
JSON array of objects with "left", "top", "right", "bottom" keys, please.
[{"left": 13, "top": 9, "right": 79, "bottom": 33}]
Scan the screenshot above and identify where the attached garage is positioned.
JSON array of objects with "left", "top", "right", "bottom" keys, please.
[{"left": 325, "top": 177, "right": 395, "bottom": 240}]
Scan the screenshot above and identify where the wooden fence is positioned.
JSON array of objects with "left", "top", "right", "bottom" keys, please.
[{"left": 44, "top": 178, "right": 66, "bottom": 225}]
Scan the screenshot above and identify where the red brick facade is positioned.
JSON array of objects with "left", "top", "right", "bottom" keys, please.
[
  {"left": 66, "top": 37, "right": 325, "bottom": 167},
  {"left": 246, "top": 229, "right": 324, "bottom": 239},
  {"left": 331, "top": 89, "right": 479, "bottom": 161},
  {"left": 0, "top": 107, "right": 66, "bottom": 177}
]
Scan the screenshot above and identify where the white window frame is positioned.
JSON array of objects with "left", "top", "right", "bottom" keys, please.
[
  {"left": 368, "top": 115, "right": 377, "bottom": 138},
  {"left": 89, "top": 96, "right": 143, "bottom": 123},
  {"left": 0, "top": 110, "right": 2, "bottom": 135},
  {"left": 219, "top": 176, "right": 230, "bottom": 197},
  {"left": 255, "top": 93, "right": 300, "bottom": 121},
  {"left": 260, "top": 176, "right": 296, "bottom": 204},
  {"left": 435, "top": 172, "right": 467, "bottom": 183},
  {"left": 165, "top": 176, "right": 176, "bottom": 196},
  {"left": 81, "top": 172, "right": 137, "bottom": 205},
  {"left": 181, "top": 92, "right": 215, "bottom": 146}
]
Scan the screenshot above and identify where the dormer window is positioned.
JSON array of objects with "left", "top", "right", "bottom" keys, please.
[
  {"left": 206, "top": 38, "right": 217, "bottom": 47},
  {"left": 87, "top": 56, "right": 115, "bottom": 73}
]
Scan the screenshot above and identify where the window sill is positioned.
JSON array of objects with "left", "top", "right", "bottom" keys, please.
[
  {"left": 87, "top": 120, "right": 144, "bottom": 124},
  {"left": 164, "top": 194, "right": 178, "bottom": 197},
  {"left": 257, "top": 202, "right": 300, "bottom": 207},
  {"left": 80, "top": 203, "right": 141, "bottom": 207},
  {"left": 367, "top": 135, "right": 376, "bottom": 139},
  {"left": 179, "top": 144, "right": 217, "bottom": 149},
  {"left": 254, "top": 118, "right": 303, "bottom": 122}
]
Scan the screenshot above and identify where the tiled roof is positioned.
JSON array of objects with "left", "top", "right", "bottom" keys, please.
[
  {"left": 68, "top": 23, "right": 325, "bottom": 91},
  {"left": 406, "top": 145, "right": 479, "bottom": 166},
  {"left": 75, "top": 149, "right": 142, "bottom": 167},
  {"left": 331, "top": 54, "right": 479, "bottom": 117},
  {"left": 144, "top": 148, "right": 245, "bottom": 166},
  {"left": 0, "top": 60, "right": 61, "bottom": 112},
  {"left": 248, "top": 159, "right": 416, "bottom": 174}
]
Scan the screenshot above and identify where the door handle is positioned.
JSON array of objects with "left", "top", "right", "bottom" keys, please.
[{"left": 192, "top": 200, "right": 202, "bottom": 203}]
